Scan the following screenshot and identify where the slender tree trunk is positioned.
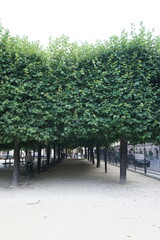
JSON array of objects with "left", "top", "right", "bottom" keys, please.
[
  {"left": 60, "top": 147, "right": 62, "bottom": 160},
  {"left": 96, "top": 144, "right": 100, "bottom": 168},
  {"left": 87, "top": 147, "right": 90, "bottom": 161},
  {"left": 108, "top": 148, "right": 111, "bottom": 163},
  {"left": 90, "top": 147, "right": 92, "bottom": 163},
  {"left": 47, "top": 145, "right": 51, "bottom": 166},
  {"left": 84, "top": 147, "right": 87, "bottom": 159},
  {"left": 33, "top": 147, "right": 36, "bottom": 161},
  {"left": 104, "top": 147, "right": 107, "bottom": 173},
  {"left": 120, "top": 139, "right": 127, "bottom": 184},
  {"left": 37, "top": 143, "right": 41, "bottom": 174},
  {"left": 90, "top": 144, "right": 94, "bottom": 164},
  {"left": 53, "top": 143, "right": 56, "bottom": 164},
  {"left": 92, "top": 147, "right": 95, "bottom": 164},
  {"left": 12, "top": 139, "right": 20, "bottom": 187},
  {"left": 57, "top": 144, "right": 61, "bottom": 162}
]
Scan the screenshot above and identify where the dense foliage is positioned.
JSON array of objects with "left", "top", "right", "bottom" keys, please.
[{"left": 0, "top": 24, "right": 160, "bottom": 150}]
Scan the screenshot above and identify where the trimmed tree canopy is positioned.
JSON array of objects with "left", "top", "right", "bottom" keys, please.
[{"left": 0, "top": 24, "right": 160, "bottom": 148}]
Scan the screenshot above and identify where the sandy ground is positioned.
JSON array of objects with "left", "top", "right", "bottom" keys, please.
[{"left": 0, "top": 158, "right": 160, "bottom": 240}]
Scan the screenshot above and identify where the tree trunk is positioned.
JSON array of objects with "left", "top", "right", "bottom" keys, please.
[
  {"left": 96, "top": 144, "right": 100, "bottom": 168},
  {"left": 53, "top": 143, "right": 56, "bottom": 164},
  {"left": 108, "top": 148, "right": 111, "bottom": 163},
  {"left": 104, "top": 147, "right": 107, "bottom": 173},
  {"left": 84, "top": 147, "right": 87, "bottom": 159},
  {"left": 33, "top": 147, "right": 36, "bottom": 161},
  {"left": 12, "top": 139, "right": 20, "bottom": 187},
  {"left": 37, "top": 143, "right": 41, "bottom": 174},
  {"left": 120, "top": 139, "right": 127, "bottom": 184},
  {"left": 87, "top": 147, "right": 90, "bottom": 161},
  {"left": 47, "top": 145, "right": 51, "bottom": 166},
  {"left": 90, "top": 145, "right": 94, "bottom": 164},
  {"left": 65, "top": 148, "right": 68, "bottom": 158},
  {"left": 57, "top": 144, "right": 61, "bottom": 163}
]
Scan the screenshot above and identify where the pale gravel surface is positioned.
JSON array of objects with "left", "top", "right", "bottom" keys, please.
[{"left": 0, "top": 158, "right": 160, "bottom": 240}]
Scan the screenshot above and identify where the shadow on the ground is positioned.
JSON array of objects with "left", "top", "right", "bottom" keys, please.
[{"left": 0, "top": 158, "right": 120, "bottom": 188}]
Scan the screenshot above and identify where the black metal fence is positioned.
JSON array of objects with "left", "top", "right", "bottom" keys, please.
[{"left": 98, "top": 147, "right": 160, "bottom": 179}]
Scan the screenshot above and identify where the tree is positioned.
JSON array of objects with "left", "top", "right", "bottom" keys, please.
[{"left": 0, "top": 27, "right": 50, "bottom": 185}]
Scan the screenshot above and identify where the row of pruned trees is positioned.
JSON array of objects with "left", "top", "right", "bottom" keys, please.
[{"left": 0, "top": 23, "right": 159, "bottom": 185}]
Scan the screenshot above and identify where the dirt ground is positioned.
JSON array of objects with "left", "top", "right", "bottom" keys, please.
[{"left": 0, "top": 158, "right": 160, "bottom": 240}]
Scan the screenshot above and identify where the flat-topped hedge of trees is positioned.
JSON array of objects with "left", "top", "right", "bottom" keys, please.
[{"left": 0, "top": 23, "right": 159, "bottom": 186}]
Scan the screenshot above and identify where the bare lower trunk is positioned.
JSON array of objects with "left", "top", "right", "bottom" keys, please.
[
  {"left": 120, "top": 139, "right": 127, "bottom": 184},
  {"left": 53, "top": 144, "right": 56, "bottom": 164},
  {"left": 90, "top": 144, "right": 94, "bottom": 164},
  {"left": 12, "top": 139, "right": 20, "bottom": 187},
  {"left": 87, "top": 147, "right": 90, "bottom": 161},
  {"left": 96, "top": 144, "right": 100, "bottom": 168},
  {"left": 84, "top": 147, "right": 87, "bottom": 159},
  {"left": 104, "top": 147, "right": 107, "bottom": 173},
  {"left": 37, "top": 143, "right": 41, "bottom": 174},
  {"left": 57, "top": 144, "right": 61, "bottom": 162},
  {"left": 47, "top": 145, "right": 51, "bottom": 166},
  {"left": 65, "top": 148, "right": 68, "bottom": 159}
]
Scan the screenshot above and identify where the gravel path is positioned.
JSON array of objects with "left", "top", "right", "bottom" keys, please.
[{"left": 0, "top": 158, "right": 160, "bottom": 240}]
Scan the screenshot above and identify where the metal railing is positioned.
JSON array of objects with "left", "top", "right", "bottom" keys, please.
[{"left": 98, "top": 148, "right": 160, "bottom": 179}]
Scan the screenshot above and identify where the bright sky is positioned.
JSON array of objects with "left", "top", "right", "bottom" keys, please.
[{"left": 0, "top": 0, "right": 160, "bottom": 47}]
